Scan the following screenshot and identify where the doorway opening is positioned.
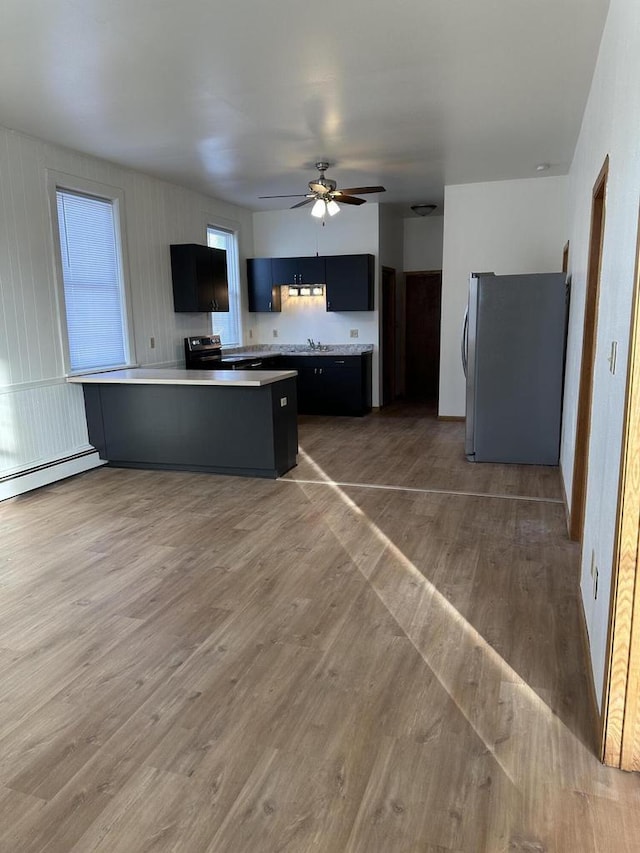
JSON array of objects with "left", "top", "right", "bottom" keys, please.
[
  {"left": 570, "top": 156, "right": 608, "bottom": 542},
  {"left": 404, "top": 271, "right": 442, "bottom": 409}
]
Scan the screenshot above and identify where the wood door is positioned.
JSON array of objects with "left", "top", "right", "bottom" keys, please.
[
  {"left": 382, "top": 266, "right": 397, "bottom": 406},
  {"left": 570, "top": 156, "right": 608, "bottom": 542},
  {"left": 601, "top": 202, "right": 640, "bottom": 770},
  {"left": 405, "top": 271, "right": 442, "bottom": 402}
]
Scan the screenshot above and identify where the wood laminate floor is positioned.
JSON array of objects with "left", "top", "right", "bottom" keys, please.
[{"left": 1, "top": 406, "right": 638, "bottom": 852}]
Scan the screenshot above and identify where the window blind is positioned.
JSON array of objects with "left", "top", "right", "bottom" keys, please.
[
  {"left": 207, "top": 226, "right": 241, "bottom": 346},
  {"left": 56, "top": 190, "right": 128, "bottom": 371}
]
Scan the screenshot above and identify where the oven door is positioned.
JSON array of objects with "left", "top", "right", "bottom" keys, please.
[{"left": 187, "top": 354, "right": 222, "bottom": 369}]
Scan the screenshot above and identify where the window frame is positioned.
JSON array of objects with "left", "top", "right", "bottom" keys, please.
[
  {"left": 48, "top": 171, "right": 136, "bottom": 375},
  {"left": 207, "top": 222, "right": 243, "bottom": 348}
]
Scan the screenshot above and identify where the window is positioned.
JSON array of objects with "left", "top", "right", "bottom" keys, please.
[
  {"left": 207, "top": 226, "right": 241, "bottom": 346},
  {"left": 55, "top": 188, "right": 131, "bottom": 372}
]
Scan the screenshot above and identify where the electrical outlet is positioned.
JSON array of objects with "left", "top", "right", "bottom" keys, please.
[
  {"left": 150, "top": 336, "right": 155, "bottom": 349},
  {"left": 350, "top": 329, "right": 359, "bottom": 338},
  {"left": 280, "top": 397, "right": 287, "bottom": 407},
  {"left": 272, "top": 329, "right": 279, "bottom": 338}
]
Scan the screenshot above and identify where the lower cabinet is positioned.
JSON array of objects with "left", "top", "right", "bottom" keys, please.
[{"left": 278, "top": 353, "right": 372, "bottom": 416}]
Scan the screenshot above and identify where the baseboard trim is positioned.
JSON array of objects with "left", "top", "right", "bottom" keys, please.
[
  {"left": 0, "top": 450, "right": 105, "bottom": 502},
  {"left": 577, "top": 590, "right": 603, "bottom": 756},
  {"left": 438, "top": 415, "right": 465, "bottom": 422}
]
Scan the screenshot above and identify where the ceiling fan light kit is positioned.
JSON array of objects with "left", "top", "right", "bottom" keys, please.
[
  {"left": 260, "top": 161, "right": 386, "bottom": 217},
  {"left": 311, "top": 198, "right": 326, "bottom": 218}
]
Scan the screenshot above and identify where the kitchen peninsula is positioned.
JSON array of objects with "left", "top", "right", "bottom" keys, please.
[{"left": 68, "top": 368, "right": 298, "bottom": 478}]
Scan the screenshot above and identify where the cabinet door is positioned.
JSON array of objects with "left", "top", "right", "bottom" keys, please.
[
  {"left": 295, "top": 366, "right": 318, "bottom": 414},
  {"left": 325, "top": 254, "right": 374, "bottom": 311},
  {"left": 271, "top": 256, "right": 326, "bottom": 285},
  {"left": 297, "top": 256, "right": 325, "bottom": 285},
  {"left": 271, "top": 258, "right": 299, "bottom": 285},
  {"left": 208, "top": 247, "right": 229, "bottom": 312},
  {"left": 171, "top": 244, "right": 229, "bottom": 313},
  {"left": 247, "top": 258, "right": 281, "bottom": 312}
]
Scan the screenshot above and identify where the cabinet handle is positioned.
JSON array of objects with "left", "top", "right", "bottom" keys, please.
[
  {"left": 327, "top": 300, "right": 331, "bottom": 310},
  {"left": 319, "top": 368, "right": 323, "bottom": 374},
  {"left": 268, "top": 300, "right": 272, "bottom": 310},
  {"left": 335, "top": 360, "right": 345, "bottom": 364}
]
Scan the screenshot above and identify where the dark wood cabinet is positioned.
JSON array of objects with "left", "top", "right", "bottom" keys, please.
[
  {"left": 170, "top": 244, "right": 229, "bottom": 313},
  {"left": 325, "top": 254, "right": 374, "bottom": 312},
  {"left": 271, "top": 256, "right": 325, "bottom": 285},
  {"left": 247, "top": 252, "right": 375, "bottom": 312},
  {"left": 278, "top": 352, "right": 372, "bottom": 416},
  {"left": 247, "top": 258, "right": 281, "bottom": 312}
]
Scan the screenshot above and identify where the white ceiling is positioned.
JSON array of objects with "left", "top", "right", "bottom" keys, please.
[{"left": 0, "top": 0, "right": 610, "bottom": 215}]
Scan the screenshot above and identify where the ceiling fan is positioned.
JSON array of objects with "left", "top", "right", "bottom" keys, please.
[{"left": 259, "top": 162, "right": 386, "bottom": 217}]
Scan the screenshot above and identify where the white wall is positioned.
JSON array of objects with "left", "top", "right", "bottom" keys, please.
[
  {"left": 561, "top": 0, "right": 640, "bottom": 707},
  {"left": 0, "top": 125, "right": 253, "bottom": 494},
  {"left": 251, "top": 205, "right": 382, "bottom": 405},
  {"left": 404, "top": 216, "right": 444, "bottom": 272},
  {"left": 439, "top": 176, "right": 569, "bottom": 416},
  {"left": 379, "top": 205, "right": 406, "bottom": 397}
]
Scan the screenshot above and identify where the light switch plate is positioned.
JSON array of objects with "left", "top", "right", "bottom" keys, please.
[
  {"left": 350, "top": 329, "right": 359, "bottom": 338},
  {"left": 280, "top": 397, "right": 287, "bottom": 407}
]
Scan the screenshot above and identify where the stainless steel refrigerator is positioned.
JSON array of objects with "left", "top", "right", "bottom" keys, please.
[{"left": 462, "top": 272, "right": 568, "bottom": 465}]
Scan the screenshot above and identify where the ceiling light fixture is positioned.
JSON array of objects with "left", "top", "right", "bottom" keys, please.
[
  {"left": 410, "top": 203, "right": 437, "bottom": 216},
  {"left": 536, "top": 163, "right": 550, "bottom": 172},
  {"left": 311, "top": 197, "right": 341, "bottom": 219},
  {"left": 311, "top": 198, "right": 326, "bottom": 218}
]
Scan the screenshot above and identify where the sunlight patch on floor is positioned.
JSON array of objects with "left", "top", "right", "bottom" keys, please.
[{"left": 294, "top": 446, "right": 594, "bottom": 788}]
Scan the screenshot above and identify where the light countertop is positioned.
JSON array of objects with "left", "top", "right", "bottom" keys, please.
[
  {"left": 222, "top": 345, "right": 374, "bottom": 357},
  {"left": 67, "top": 368, "right": 297, "bottom": 387}
]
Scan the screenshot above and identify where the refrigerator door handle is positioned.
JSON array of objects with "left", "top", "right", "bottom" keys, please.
[{"left": 461, "top": 307, "right": 469, "bottom": 378}]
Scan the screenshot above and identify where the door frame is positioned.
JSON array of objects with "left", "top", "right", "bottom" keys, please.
[
  {"left": 381, "top": 266, "right": 397, "bottom": 406},
  {"left": 570, "top": 156, "right": 609, "bottom": 542},
  {"left": 600, "top": 202, "right": 640, "bottom": 769}
]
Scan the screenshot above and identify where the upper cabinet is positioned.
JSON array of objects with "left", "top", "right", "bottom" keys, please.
[
  {"left": 271, "top": 256, "right": 326, "bottom": 286},
  {"left": 170, "top": 244, "right": 229, "bottom": 313},
  {"left": 247, "top": 258, "right": 281, "bottom": 312},
  {"left": 325, "top": 254, "right": 374, "bottom": 312},
  {"left": 247, "top": 253, "right": 375, "bottom": 312}
]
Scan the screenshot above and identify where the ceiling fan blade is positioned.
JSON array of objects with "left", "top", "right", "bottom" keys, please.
[
  {"left": 259, "top": 193, "right": 308, "bottom": 199},
  {"left": 290, "top": 198, "right": 314, "bottom": 209},
  {"left": 335, "top": 186, "right": 386, "bottom": 195},
  {"left": 335, "top": 195, "right": 366, "bottom": 206}
]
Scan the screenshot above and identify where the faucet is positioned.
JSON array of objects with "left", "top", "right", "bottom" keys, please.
[{"left": 307, "top": 338, "right": 316, "bottom": 350}]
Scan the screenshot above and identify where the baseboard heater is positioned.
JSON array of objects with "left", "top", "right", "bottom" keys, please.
[{"left": 0, "top": 449, "right": 105, "bottom": 501}]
